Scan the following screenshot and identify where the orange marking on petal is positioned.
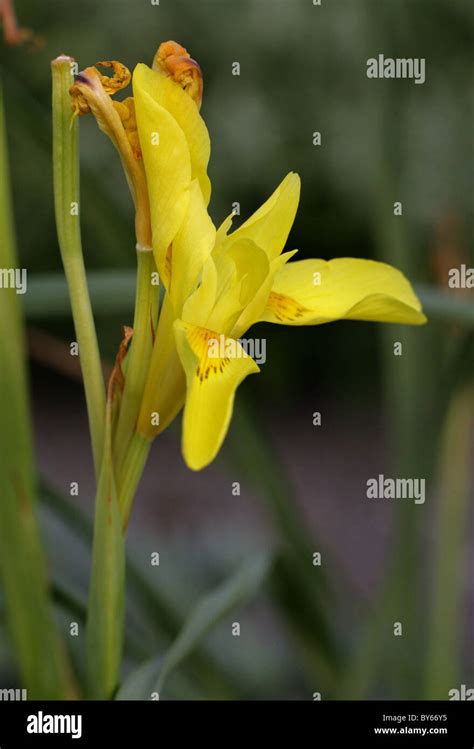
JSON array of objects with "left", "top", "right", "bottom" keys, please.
[
  {"left": 163, "top": 245, "right": 173, "bottom": 288},
  {"left": 186, "top": 325, "right": 231, "bottom": 383},
  {"left": 267, "top": 291, "right": 309, "bottom": 322}
]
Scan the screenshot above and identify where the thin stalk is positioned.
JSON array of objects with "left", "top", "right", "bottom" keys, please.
[
  {"left": 51, "top": 56, "right": 105, "bottom": 476},
  {"left": 114, "top": 248, "right": 158, "bottom": 475}
]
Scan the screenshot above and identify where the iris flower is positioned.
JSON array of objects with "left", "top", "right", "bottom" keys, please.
[{"left": 71, "top": 41, "right": 426, "bottom": 474}]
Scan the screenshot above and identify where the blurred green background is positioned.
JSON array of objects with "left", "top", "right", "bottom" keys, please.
[{"left": 0, "top": 0, "right": 472, "bottom": 700}]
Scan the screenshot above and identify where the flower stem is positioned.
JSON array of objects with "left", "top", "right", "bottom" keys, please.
[
  {"left": 51, "top": 56, "right": 106, "bottom": 477},
  {"left": 117, "top": 431, "right": 151, "bottom": 530},
  {"left": 86, "top": 400, "right": 125, "bottom": 699},
  {"left": 113, "top": 247, "right": 158, "bottom": 475}
]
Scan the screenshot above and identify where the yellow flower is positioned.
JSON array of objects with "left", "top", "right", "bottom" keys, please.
[
  {"left": 132, "top": 51, "right": 211, "bottom": 289},
  {"left": 131, "top": 43, "right": 426, "bottom": 471},
  {"left": 70, "top": 41, "right": 427, "bottom": 473}
]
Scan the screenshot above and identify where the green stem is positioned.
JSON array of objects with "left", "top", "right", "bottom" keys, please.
[
  {"left": 424, "top": 386, "right": 473, "bottom": 698},
  {"left": 51, "top": 56, "right": 105, "bottom": 477},
  {"left": 86, "top": 398, "right": 125, "bottom": 699},
  {"left": 117, "top": 431, "right": 151, "bottom": 530},
  {"left": 114, "top": 248, "right": 158, "bottom": 475}
]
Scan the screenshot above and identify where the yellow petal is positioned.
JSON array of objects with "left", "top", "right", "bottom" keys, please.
[
  {"left": 174, "top": 321, "right": 260, "bottom": 470},
  {"left": 218, "top": 172, "right": 300, "bottom": 261},
  {"left": 182, "top": 256, "right": 218, "bottom": 327},
  {"left": 137, "top": 295, "right": 186, "bottom": 440},
  {"left": 231, "top": 249, "right": 297, "bottom": 339},
  {"left": 260, "top": 258, "right": 427, "bottom": 325},
  {"left": 133, "top": 64, "right": 191, "bottom": 281},
  {"left": 208, "top": 239, "right": 269, "bottom": 334},
  {"left": 214, "top": 213, "right": 234, "bottom": 251},
  {"left": 133, "top": 63, "right": 211, "bottom": 205},
  {"left": 170, "top": 179, "right": 216, "bottom": 316}
]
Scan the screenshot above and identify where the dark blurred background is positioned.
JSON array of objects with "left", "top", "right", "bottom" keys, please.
[{"left": 0, "top": 0, "right": 472, "bottom": 699}]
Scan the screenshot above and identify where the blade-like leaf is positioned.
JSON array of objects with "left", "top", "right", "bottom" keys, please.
[
  {"left": 24, "top": 271, "right": 136, "bottom": 318},
  {"left": 116, "top": 657, "right": 201, "bottom": 701},
  {"left": 0, "top": 83, "right": 75, "bottom": 699},
  {"left": 120, "top": 553, "right": 270, "bottom": 699},
  {"left": 116, "top": 657, "right": 163, "bottom": 701},
  {"left": 20, "top": 274, "right": 474, "bottom": 328},
  {"left": 415, "top": 284, "right": 474, "bottom": 327},
  {"left": 40, "top": 480, "right": 241, "bottom": 698},
  {"left": 226, "top": 402, "right": 343, "bottom": 691}
]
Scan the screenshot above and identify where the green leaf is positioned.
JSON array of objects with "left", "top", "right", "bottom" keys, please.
[
  {"left": 40, "top": 480, "right": 240, "bottom": 698},
  {"left": 226, "top": 402, "right": 343, "bottom": 692},
  {"left": 22, "top": 274, "right": 474, "bottom": 329},
  {"left": 121, "top": 554, "right": 270, "bottom": 699},
  {"left": 116, "top": 657, "right": 202, "bottom": 701},
  {"left": 116, "top": 658, "right": 163, "bottom": 700},
  {"left": 156, "top": 553, "right": 270, "bottom": 695},
  {"left": 0, "top": 82, "right": 76, "bottom": 700},
  {"left": 24, "top": 271, "right": 136, "bottom": 318},
  {"left": 416, "top": 284, "right": 474, "bottom": 327}
]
